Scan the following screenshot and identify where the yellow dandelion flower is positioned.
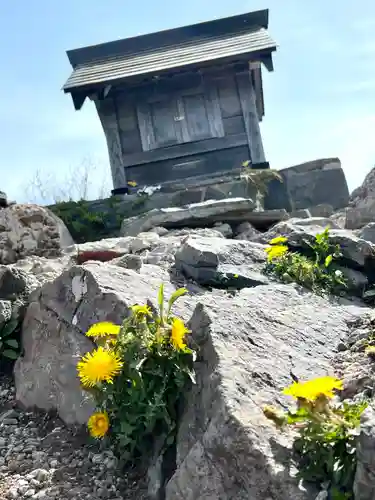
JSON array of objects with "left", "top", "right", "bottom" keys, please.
[
  {"left": 269, "top": 236, "right": 288, "bottom": 245},
  {"left": 127, "top": 180, "right": 138, "bottom": 187},
  {"left": 77, "top": 347, "right": 123, "bottom": 387},
  {"left": 265, "top": 244, "right": 288, "bottom": 262},
  {"left": 171, "top": 318, "right": 189, "bottom": 351},
  {"left": 85, "top": 322, "right": 121, "bottom": 338},
  {"left": 88, "top": 411, "right": 110, "bottom": 439},
  {"left": 131, "top": 304, "right": 152, "bottom": 317},
  {"left": 283, "top": 376, "right": 343, "bottom": 402},
  {"left": 365, "top": 345, "right": 375, "bottom": 357}
]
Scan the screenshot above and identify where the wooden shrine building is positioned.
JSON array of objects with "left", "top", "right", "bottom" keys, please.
[{"left": 63, "top": 9, "right": 277, "bottom": 194}]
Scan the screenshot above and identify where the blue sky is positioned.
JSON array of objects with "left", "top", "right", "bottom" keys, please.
[{"left": 1, "top": 0, "right": 375, "bottom": 203}]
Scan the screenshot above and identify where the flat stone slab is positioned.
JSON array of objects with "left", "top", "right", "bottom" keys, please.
[
  {"left": 121, "top": 198, "right": 289, "bottom": 236},
  {"left": 175, "top": 237, "right": 270, "bottom": 288}
]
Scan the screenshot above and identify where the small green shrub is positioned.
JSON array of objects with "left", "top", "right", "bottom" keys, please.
[
  {"left": 264, "top": 376, "right": 367, "bottom": 499},
  {"left": 50, "top": 199, "right": 121, "bottom": 243},
  {"left": 76, "top": 285, "right": 196, "bottom": 464},
  {"left": 264, "top": 229, "right": 348, "bottom": 295},
  {"left": 241, "top": 161, "right": 283, "bottom": 195}
]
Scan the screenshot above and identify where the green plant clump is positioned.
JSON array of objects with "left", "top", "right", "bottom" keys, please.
[
  {"left": 49, "top": 199, "right": 122, "bottom": 243},
  {"left": 241, "top": 161, "right": 283, "bottom": 196},
  {"left": 76, "top": 285, "right": 196, "bottom": 464},
  {"left": 264, "top": 228, "right": 348, "bottom": 295},
  {"left": 264, "top": 376, "right": 367, "bottom": 499}
]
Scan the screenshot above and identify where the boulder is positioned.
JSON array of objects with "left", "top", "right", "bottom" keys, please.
[
  {"left": 175, "top": 237, "right": 269, "bottom": 288},
  {"left": 234, "top": 221, "right": 261, "bottom": 241},
  {"left": 347, "top": 167, "right": 375, "bottom": 229},
  {"left": 308, "top": 203, "right": 334, "bottom": 218},
  {"left": 165, "top": 285, "right": 369, "bottom": 500},
  {"left": 332, "top": 315, "right": 375, "bottom": 499},
  {"left": 359, "top": 222, "right": 375, "bottom": 243},
  {"left": 279, "top": 158, "right": 349, "bottom": 211},
  {"left": 330, "top": 208, "right": 347, "bottom": 229},
  {"left": 0, "top": 265, "right": 40, "bottom": 324},
  {"left": 0, "top": 204, "right": 74, "bottom": 264},
  {"left": 120, "top": 198, "right": 289, "bottom": 237},
  {"left": 13, "top": 262, "right": 183, "bottom": 425},
  {"left": 354, "top": 407, "right": 375, "bottom": 500},
  {"left": 12, "top": 256, "right": 68, "bottom": 286}
]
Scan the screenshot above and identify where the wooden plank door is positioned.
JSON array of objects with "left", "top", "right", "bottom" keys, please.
[
  {"left": 137, "top": 97, "right": 184, "bottom": 151},
  {"left": 178, "top": 86, "right": 224, "bottom": 142}
]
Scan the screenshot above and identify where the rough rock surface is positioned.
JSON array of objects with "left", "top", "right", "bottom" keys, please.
[
  {"left": 359, "top": 222, "right": 375, "bottom": 244},
  {"left": 332, "top": 313, "right": 375, "bottom": 499},
  {"left": 14, "top": 262, "right": 186, "bottom": 425},
  {"left": 166, "top": 286, "right": 368, "bottom": 500},
  {"left": 346, "top": 167, "right": 375, "bottom": 229},
  {"left": 120, "top": 198, "right": 289, "bottom": 237},
  {"left": 175, "top": 237, "right": 269, "bottom": 288},
  {"left": 279, "top": 158, "right": 349, "bottom": 211},
  {"left": 13, "top": 243, "right": 373, "bottom": 499},
  {"left": 8, "top": 198, "right": 375, "bottom": 499},
  {"left": 0, "top": 205, "right": 73, "bottom": 265}
]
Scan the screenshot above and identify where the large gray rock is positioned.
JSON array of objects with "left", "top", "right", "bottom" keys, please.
[
  {"left": 347, "top": 167, "right": 375, "bottom": 229},
  {"left": 175, "top": 237, "right": 269, "bottom": 288},
  {"left": 165, "top": 285, "right": 368, "bottom": 500},
  {"left": 120, "top": 198, "right": 289, "bottom": 237},
  {"left": 280, "top": 158, "right": 349, "bottom": 211},
  {"left": 354, "top": 407, "right": 375, "bottom": 500},
  {"left": 359, "top": 222, "right": 375, "bottom": 243},
  {"left": 14, "top": 262, "right": 182, "bottom": 425},
  {"left": 308, "top": 203, "right": 334, "bottom": 218},
  {"left": 0, "top": 204, "right": 74, "bottom": 264}
]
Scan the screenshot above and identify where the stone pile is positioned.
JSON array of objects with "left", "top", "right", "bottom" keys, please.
[{"left": 0, "top": 162, "right": 375, "bottom": 499}]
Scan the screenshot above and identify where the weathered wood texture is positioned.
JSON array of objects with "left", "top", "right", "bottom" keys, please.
[
  {"left": 98, "top": 69, "right": 267, "bottom": 189},
  {"left": 95, "top": 99, "right": 127, "bottom": 187},
  {"left": 236, "top": 72, "right": 266, "bottom": 164},
  {"left": 126, "top": 145, "right": 249, "bottom": 186},
  {"left": 115, "top": 94, "right": 142, "bottom": 155}
]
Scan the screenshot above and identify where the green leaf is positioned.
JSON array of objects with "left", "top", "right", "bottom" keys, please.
[
  {"left": 5, "top": 339, "right": 18, "bottom": 349},
  {"left": 167, "top": 288, "right": 188, "bottom": 317},
  {"left": 325, "top": 255, "right": 333, "bottom": 267},
  {"left": 166, "top": 433, "right": 175, "bottom": 446},
  {"left": 1, "top": 318, "right": 19, "bottom": 338},
  {"left": 120, "top": 420, "right": 135, "bottom": 435},
  {"left": 158, "top": 284, "right": 164, "bottom": 321},
  {"left": 2, "top": 349, "right": 18, "bottom": 360}
]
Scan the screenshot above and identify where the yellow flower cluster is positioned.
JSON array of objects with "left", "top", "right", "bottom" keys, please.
[
  {"left": 283, "top": 376, "right": 343, "bottom": 402},
  {"left": 77, "top": 309, "right": 190, "bottom": 439},
  {"left": 265, "top": 236, "right": 288, "bottom": 262}
]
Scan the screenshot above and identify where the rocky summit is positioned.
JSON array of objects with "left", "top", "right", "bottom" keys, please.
[{"left": 2, "top": 166, "right": 375, "bottom": 499}]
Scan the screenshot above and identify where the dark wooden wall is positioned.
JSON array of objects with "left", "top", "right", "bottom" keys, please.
[{"left": 96, "top": 68, "right": 266, "bottom": 189}]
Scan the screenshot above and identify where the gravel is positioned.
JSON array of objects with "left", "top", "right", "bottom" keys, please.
[{"left": 0, "top": 375, "right": 148, "bottom": 500}]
